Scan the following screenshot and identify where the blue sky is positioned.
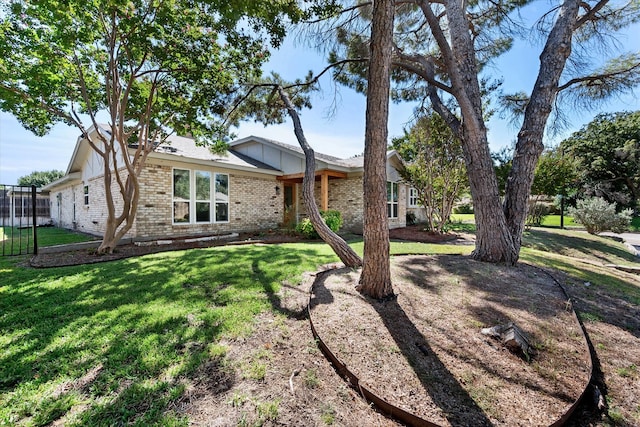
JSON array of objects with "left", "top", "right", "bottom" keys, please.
[{"left": 1, "top": 20, "right": 638, "bottom": 185}]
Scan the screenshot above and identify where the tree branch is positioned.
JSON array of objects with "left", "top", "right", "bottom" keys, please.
[{"left": 557, "top": 61, "right": 640, "bottom": 92}]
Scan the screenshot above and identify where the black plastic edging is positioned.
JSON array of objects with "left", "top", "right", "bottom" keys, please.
[{"left": 308, "top": 264, "right": 595, "bottom": 427}]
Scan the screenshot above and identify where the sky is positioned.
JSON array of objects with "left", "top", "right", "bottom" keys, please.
[{"left": 1, "top": 17, "right": 639, "bottom": 185}]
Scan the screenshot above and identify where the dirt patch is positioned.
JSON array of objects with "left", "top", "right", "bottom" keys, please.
[
  {"left": 389, "top": 224, "right": 475, "bottom": 244},
  {"left": 309, "top": 256, "right": 591, "bottom": 426}
]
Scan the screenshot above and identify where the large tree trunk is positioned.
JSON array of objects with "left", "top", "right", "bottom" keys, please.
[
  {"left": 96, "top": 169, "right": 138, "bottom": 254},
  {"left": 356, "top": 0, "right": 394, "bottom": 299},
  {"left": 277, "top": 87, "right": 362, "bottom": 267},
  {"left": 463, "top": 130, "right": 518, "bottom": 264},
  {"left": 503, "top": 0, "right": 580, "bottom": 253},
  {"left": 441, "top": 0, "right": 518, "bottom": 264}
]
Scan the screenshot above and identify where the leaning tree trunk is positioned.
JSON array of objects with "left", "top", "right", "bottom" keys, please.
[
  {"left": 356, "top": 0, "right": 394, "bottom": 299},
  {"left": 277, "top": 87, "right": 362, "bottom": 268},
  {"left": 503, "top": 0, "right": 580, "bottom": 253}
]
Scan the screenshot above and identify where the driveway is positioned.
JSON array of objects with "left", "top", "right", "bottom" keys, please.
[{"left": 600, "top": 232, "right": 640, "bottom": 255}]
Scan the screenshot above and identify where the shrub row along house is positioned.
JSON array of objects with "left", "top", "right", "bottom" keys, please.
[{"left": 43, "top": 126, "right": 413, "bottom": 241}]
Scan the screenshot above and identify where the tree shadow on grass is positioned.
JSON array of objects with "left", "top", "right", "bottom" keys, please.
[
  {"left": 0, "top": 242, "right": 336, "bottom": 425},
  {"left": 522, "top": 229, "right": 639, "bottom": 265}
]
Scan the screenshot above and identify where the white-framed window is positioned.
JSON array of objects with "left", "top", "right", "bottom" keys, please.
[
  {"left": 195, "top": 171, "right": 211, "bottom": 223},
  {"left": 408, "top": 187, "right": 419, "bottom": 207},
  {"left": 83, "top": 185, "right": 89, "bottom": 205},
  {"left": 387, "top": 181, "right": 398, "bottom": 218},
  {"left": 214, "top": 173, "right": 229, "bottom": 222},
  {"left": 173, "top": 168, "right": 229, "bottom": 224},
  {"left": 173, "top": 169, "right": 191, "bottom": 223}
]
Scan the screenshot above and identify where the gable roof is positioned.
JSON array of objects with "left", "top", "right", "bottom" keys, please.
[
  {"left": 43, "top": 128, "right": 404, "bottom": 193},
  {"left": 149, "top": 134, "right": 280, "bottom": 173},
  {"left": 230, "top": 135, "right": 403, "bottom": 171}
]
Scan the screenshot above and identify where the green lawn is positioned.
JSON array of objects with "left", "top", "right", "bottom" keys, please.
[
  {"left": 0, "top": 234, "right": 469, "bottom": 426},
  {"left": 451, "top": 213, "right": 640, "bottom": 232},
  {"left": 538, "top": 214, "right": 579, "bottom": 228},
  {"left": 1, "top": 226, "right": 95, "bottom": 256},
  {"left": 1, "top": 226, "right": 637, "bottom": 425}
]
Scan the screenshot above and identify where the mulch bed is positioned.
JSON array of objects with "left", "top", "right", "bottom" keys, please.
[
  {"left": 309, "top": 256, "right": 591, "bottom": 426},
  {"left": 29, "top": 231, "right": 303, "bottom": 268}
]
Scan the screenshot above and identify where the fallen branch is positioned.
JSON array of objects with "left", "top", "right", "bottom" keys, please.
[{"left": 289, "top": 367, "right": 302, "bottom": 395}]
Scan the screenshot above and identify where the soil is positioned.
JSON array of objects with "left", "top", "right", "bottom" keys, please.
[{"left": 28, "top": 226, "right": 640, "bottom": 426}]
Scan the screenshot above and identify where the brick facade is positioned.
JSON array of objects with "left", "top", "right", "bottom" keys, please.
[
  {"left": 134, "top": 164, "right": 282, "bottom": 239},
  {"left": 297, "top": 174, "right": 406, "bottom": 233},
  {"left": 48, "top": 135, "right": 408, "bottom": 240}
]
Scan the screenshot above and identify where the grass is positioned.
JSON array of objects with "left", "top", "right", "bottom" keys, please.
[
  {"left": 1, "top": 226, "right": 95, "bottom": 256},
  {"left": 522, "top": 227, "right": 638, "bottom": 266},
  {"left": 450, "top": 213, "right": 640, "bottom": 232},
  {"left": 538, "top": 215, "right": 579, "bottom": 228},
  {"left": 0, "top": 231, "right": 470, "bottom": 426},
  {"left": 0, "top": 242, "right": 339, "bottom": 426},
  {"left": 1, "top": 225, "right": 638, "bottom": 425}
]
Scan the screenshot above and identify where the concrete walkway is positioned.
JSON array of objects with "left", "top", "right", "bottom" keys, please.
[{"left": 600, "top": 232, "right": 640, "bottom": 256}]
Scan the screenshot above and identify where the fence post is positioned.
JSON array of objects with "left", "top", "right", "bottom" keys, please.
[{"left": 31, "top": 185, "right": 38, "bottom": 255}]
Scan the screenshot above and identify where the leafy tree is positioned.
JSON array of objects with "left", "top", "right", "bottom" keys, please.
[
  {"left": 17, "top": 170, "right": 64, "bottom": 187},
  {"left": 527, "top": 146, "right": 579, "bottom": 227},
  {"left": 492, "top": 147, "right": 513, "bottom": 197},
  {"left": 531, "top": 147, "right": 578, "bottom": 198},
  {"left": 0, "top": 0, "right": 301, "bottom": 253},
  {"left": 392, "top": 113, "right": 468, "bottom": 233},
  {"left": 561, "top": 111, "right": 640, "bottom": 210},
  {"left": 324, "top": 0, "right": 640, "bottom": 264}
]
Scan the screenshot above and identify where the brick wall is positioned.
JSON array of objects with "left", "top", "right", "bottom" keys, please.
[
  {"left": 135, "top": 164, "right": 282, "bottom": 239},
  {"left": 296, "top": 175, "right": 406, "bottom": 232}
]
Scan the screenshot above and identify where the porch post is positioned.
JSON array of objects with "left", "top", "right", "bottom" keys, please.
[{"left": 321, "top": 172, "right": 329, "bottom": 211}]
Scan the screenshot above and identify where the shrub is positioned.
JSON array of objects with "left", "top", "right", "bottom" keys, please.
[
  {"left": 296, "top": 210, "right": 343, "bottom": 239},
  {"left": 567, "top": 197, "right": 632, "bottom": 234},
  {"left": 454, "top": 203, "right": 474, "bottom": 214},
  {"left": 526, "top": 201, "right": 550, "bottom": 227},
  {"left": 406, "top": 211, "right": 416, "bottom": 225}
]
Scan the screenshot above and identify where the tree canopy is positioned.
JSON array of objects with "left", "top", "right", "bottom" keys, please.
[
  {"left": 531, "top": 147, "right": 578, "bottom": 198},
  {"left": 319, "top": 0, "right": 640, "bottom": 264},
  {"left": 392, "top": 113, "right": 468, "bottom": 233},
  {"left": 17, "top": 170, "right": 64, "bottom": 187},
  {"left": 561, "top": 111, "right": 640, "bottom": 210},
  {"left": 0, "top": 0, "right": 305, "bottom": 252}
]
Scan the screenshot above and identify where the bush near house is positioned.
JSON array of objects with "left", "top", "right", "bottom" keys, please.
[{"left": 296, "top": 210, "right": 343, "bottom": 239}]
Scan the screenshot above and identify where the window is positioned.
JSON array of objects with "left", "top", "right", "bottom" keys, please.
[
  {"left": 195, "top": 171, "right": 211, "bottom": 222},
  {"left": 173, "top": 169, "right": 191, "bottom": 223},
  {"left": 83, "top": 185, "right": 89, "bottom": 205},
  {"left": 172, "top": 168, "right": 229, "bottom": 224},
  {"left": 408, "top": 187, "right": 419, "bottom": 207},
  {"left": 387, "top": 181, "right": 398, "bottom": 218},
  {"left": 215, "top": 173, "right": 229, "bottom": 222}
]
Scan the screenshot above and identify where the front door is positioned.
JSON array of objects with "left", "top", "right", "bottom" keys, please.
[{"left": 283, "top": 183, "right": 296, "bottom": 226}]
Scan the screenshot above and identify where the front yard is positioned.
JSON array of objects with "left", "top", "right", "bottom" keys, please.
[{"left": 1, "top": 227, "right": 638, "bottom": 426}]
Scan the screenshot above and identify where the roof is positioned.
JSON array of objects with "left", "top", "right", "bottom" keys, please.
[
  {"left": 150, "top": 134, "right": 280, "bottom": 173},
  {"left": 44, "top": 127, "right": 404, "bottom": 193},
  {"left": 230, "top": 135, "right": 402, "bottom": 170}
]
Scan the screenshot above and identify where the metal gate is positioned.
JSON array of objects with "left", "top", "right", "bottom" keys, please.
[{"left": 1, "top": 185, "right": 42, "bottom": 256}]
